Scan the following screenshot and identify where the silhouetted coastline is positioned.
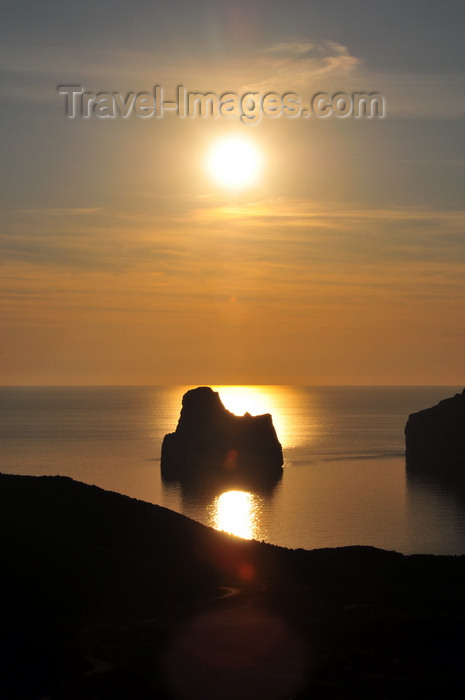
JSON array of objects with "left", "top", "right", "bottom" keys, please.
[
  {"left": 1, "top": 473, "right": 465, "bottom": 698},
  {"left": 406, "top": 388, "right": 465, "bottom": 496}
]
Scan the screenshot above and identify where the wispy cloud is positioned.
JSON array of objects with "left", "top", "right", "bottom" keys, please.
[
  {"left": 1, "top": 199, "right": 464, "bottom": 309},
  {"left": 249, "top": 40, "right": 361, "bottom": 92},
  {"left": 13, "top": 207, "right": 104, "bottom": 216},
  {"left": 2, "top": 197, "right": 464, "bottom": 385}
]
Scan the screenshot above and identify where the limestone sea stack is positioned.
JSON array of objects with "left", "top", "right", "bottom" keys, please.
[
  {"left": 405, "top": 388, "right": 465, "bottom": 479},
  {"left": 161, "top": 387, "right": 283, "bottom": 481}
]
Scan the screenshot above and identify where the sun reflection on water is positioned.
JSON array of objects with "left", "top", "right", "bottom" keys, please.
[{"left": 209, "top": 490, "right": 263, "bottom": 540}]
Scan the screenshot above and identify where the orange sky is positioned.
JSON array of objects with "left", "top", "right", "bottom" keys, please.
[
  {"left": 1, "top": 3, "right": 464, "bottom": 385},
  {"left": 3, "top": 186, "right": 464, "bottom": 385}
]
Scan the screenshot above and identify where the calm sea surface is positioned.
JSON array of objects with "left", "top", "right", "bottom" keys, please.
[{"left": 1, "top": 385, "right": 464, "bottom": 555}]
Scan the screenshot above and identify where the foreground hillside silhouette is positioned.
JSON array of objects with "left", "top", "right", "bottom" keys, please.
[{"left": 1, "top": 473, "right": 465, "bottom": 698}]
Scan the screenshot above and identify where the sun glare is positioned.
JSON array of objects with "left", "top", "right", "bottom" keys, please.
[
  {"left": 213, "top": 385, "right": 292, "bottom": 448},
  {"left": 206, "top": 137, "right": 262, "bottom": 189},
  {"left": 214, "top": 385, "right": 272, "bottom": 417}
]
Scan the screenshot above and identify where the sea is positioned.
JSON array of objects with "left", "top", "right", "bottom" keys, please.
[{"left": 1, "top": 385, "right": 464, "bottom": 555}]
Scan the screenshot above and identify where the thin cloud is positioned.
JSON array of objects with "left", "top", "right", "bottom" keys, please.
[{"left": 246, "top": 40, "right": 361, "bottom": 93}]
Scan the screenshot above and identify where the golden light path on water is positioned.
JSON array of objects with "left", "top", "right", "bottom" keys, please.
[
  {"left": 208, "top": 490, "right": 263, "bottom": 540},
  {"left": 206, "top": 386, "right": 290, "bottom": 540},
  {"left": 173, "top": 385, "right": 320, "bottom": 540}
]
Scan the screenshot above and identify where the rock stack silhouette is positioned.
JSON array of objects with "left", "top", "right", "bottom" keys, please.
[{"left": 161, "top": 387, "right": 283, "bottom": 483}]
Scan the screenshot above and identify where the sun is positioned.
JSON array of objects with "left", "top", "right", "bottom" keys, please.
[{"left": 206, "top": 137, "right": 263, "bottom": 189}]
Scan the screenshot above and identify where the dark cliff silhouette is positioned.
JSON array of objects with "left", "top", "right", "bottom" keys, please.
[
  {"left": 405, "top": 388, "right": 465, "bottom": 483},
  {"left": 2, "top": 473, "right": 465, "bottom": 699},
  {"left": 161, "top": 387, "right": 283, "bottom": 485}
]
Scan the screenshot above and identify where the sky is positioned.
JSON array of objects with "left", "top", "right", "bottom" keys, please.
[{"left": 1, "top": 0, "right": 464, "bottom": 385}]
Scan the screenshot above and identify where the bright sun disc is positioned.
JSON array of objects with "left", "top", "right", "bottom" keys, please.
[{"left": 207, "top": 137, "right": 262, "bottom": 189}]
